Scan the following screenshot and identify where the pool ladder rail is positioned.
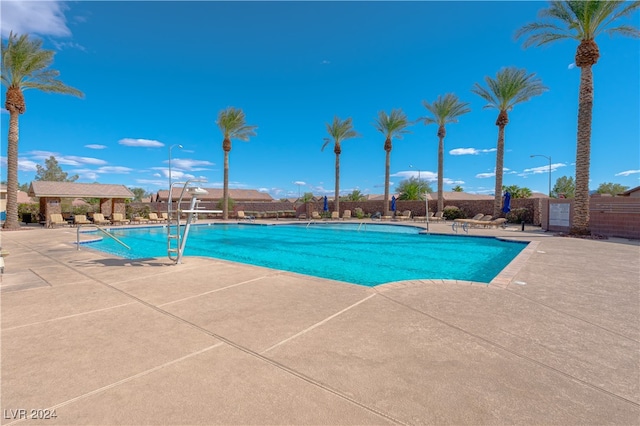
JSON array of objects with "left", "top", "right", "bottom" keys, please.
[{"left": 167, "top": 180, "right": 222, "bottom": 264}]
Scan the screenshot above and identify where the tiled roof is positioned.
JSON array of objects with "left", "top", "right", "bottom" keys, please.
[
  {"left": 155, "top": 188, "right": 274, "bottom": 202},
  {"left": 29, "top": 181, "right": 135, "bottom": 198}
]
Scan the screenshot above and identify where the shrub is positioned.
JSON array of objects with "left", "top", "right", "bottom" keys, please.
[
  {"left": 443, "top": 206, "right": 466, "bottom": 221},
  {"left": 505, "top": 208, "right": 531, "bottom": 224}
]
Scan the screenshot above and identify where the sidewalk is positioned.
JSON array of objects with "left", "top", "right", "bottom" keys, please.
[{"left": 1, "top": 223, "right": 639, "bottom": 425}]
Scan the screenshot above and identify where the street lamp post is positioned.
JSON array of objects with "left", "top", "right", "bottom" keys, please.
[
  {"left": 410, "top": 165, "right": 429, "bottom": 229},
  {"left": 530, "top": 154, "right": 552, "bottom": 197},
  {"left": 168, "top": 144, "right": 183, "bottom": 217}
]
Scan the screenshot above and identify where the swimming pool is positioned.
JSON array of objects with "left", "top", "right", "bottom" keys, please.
[{"left": 83, "top": 223, "right": 527, "bottom": 286}]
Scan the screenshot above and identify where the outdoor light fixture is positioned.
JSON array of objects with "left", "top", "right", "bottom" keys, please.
[
  {"left": 190, "top": 187, "right": 208, "bottom": 195},
  {"left": 530, "top": 154, "right": 552, "bottom": 197}
]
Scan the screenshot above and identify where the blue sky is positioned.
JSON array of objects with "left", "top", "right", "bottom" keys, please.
[{"left": 1, "top": 1, "right": 638, "bottom": 199}]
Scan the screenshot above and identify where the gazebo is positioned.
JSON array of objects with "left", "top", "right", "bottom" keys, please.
[{"left": 28, "top": 181, "right": 134, "bottom": 226}]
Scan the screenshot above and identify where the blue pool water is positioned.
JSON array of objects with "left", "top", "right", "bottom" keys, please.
[{"left": 83, "top": 223, "right": 527, "bottom": 286}]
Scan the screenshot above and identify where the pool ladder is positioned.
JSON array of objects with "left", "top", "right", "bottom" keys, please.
[{"left": 167, "top": 179, "right": 221, "bottom": 264}]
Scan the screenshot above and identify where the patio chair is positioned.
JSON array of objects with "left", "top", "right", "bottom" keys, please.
[
  {"left": 49, "top": 213, "right": 68, "bottom": 228},
  {"left": 430, "top": 211, "right": 445, "bottom": 222},
  {"left": 396, "top": 210, "right": 412, "bottom": 221},
  {"left": 132, "top": 215, "right": 150, "bottom": 224},
  {"left": 237, "top": 211, "right": 255, "bottom": 222},
  {"left": 92, "top": 213, "right": 110, "bottom": 225},
  {"left": 466, "top": 215, "right": 493, "bottom": 228},
  {"left": 148, "top": 212, "right": 163, "bottom": 223},
  {"left": 480, "top": 218, "right": 508, "bottom": 228},
  {"left": 342, "top": 210, "right": 352, "bottom": 220},
  {"left": 73, "top": 214, "right": 92, "bottom": 226},
  {"left": 111, "top": 213, "right": 130, "bottom": 225},
  {"left": 311, "top": 211, "right": 321, "bottom": 220},
  {"left": 413, "top": 212, "right": 434, "bottom": 222},
  {"left": 453, "top": 213, "right": 485, "bottom": 224},
  {"left": 331, "top": 211, "right": 340, "bottom": 220}
]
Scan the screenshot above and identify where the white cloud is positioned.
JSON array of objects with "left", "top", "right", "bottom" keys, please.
[
  {"left": 615, "top": 169, "right": 640, "bottom": 177},
  {"left": 476, "top": 172, "right": 495, "bottom": 179},
  {"left": 65, "top": 156, "right": 108, "bottom": 166},
  {"left": 450, "top": 147, "right": 496, "bottom": 156},
  {"left": 51, "top": 40, "right": 86, "bottom": 51},
  {"left": 168, "top": 158, "right": 215, "bottom": 170},
  {"left": 568, "top": 63, "right": 576, "bottom": 70},
  {"left": 18, "top": 159, "right": 38, "bottom": 172},
  {"left": 97, "top": 166, "right": 132, "bottom": 174},
  {"left": 1, "top": 108, "right": 8, "bottom": 115},
  {"left": 135, "top": 179, "right": 167, "bottom": 187},
  {"left": 118, "top": 138, "right": 164, "bottom": 148},
  {"left": 85, "top": 144, "right": 107, "bottom": 150},
  {"left": 321, "top": 60, "right": 331, "bottom": 65},
  {"left": 293, "top": 181, "right": 306, "bottom": 186},
  {"left": 1, "top": 1, "right": 71, "bottom": 38}
]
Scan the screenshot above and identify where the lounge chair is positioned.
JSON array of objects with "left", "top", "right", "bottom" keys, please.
[
  {"left": 396, "top": 210, "right": 412, "bottom": 221},
  {"left": 49, "top": 213, "right": 68, "bottom": 228},
  {"left": 430, "top": 211, "right": 445, "bottom": 222},
  {"left": 413, "top": 212, "right": 434, "bottom": 222},
  {"left": 466, "top": 215, "right": 493, "bottom": 228},
  {"left": 74, "top": 214, "right": 92, "bottom": 226},
  {"left": 453, "top": 213, "right": 485, "bottom": 224},
  {"left": 92, "top": 213, "right": 110, "bottom": 225},
  {"left": 111, "top": 213, "right": 130, "bottom": 225},
  {"left": 477, "top": 217, "right": 508, "bottom": 228},
  {"left": 342, "top": 210, "right": 352, "bottom": 220},
  {"left": 237, "top": 211, "right": 255, "bottom": 222},
  {"left": 132, "top": 215, "right": 150, "bottom": 224},
  {"left": 148, "top": 212, "right": 163, "bottom": 223},
  {"left": 161, "top": 212, "right": 169, "bottom": 221},
  {"left": 331, "top": 211, "right": 340, "bottom": 220},
  {"left": 311, "top": 211, "right": 321, "bottom": 220}
]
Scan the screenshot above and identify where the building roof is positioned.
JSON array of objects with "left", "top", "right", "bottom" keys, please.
[
  {"left": 620, "top": 186, "right": 640, "bottom": 196},
  {"left": 155, "top": 188, "right": 274, "bottom": 202},
  {"left": 28, "top": 181, "right": 135, "bottom": 198}
]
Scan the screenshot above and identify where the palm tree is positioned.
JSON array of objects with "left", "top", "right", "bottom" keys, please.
[
  {"left": 516, "top": 1, "right": 640, "bottom": 234},
  {"left": 1, "top": 33, "right": 83, "bottom": 230},
  {"left": 421, "top": 93, "right": 471, "bottom": 213},
  {"left": 322, "top": 116, "right": 360, "bottom": 214},
  {"left": 216, "top": 107, "right": 257, "bottom": 220},
  {"left": 471, "top": 67, "right": 547, "bottom": 217},
  {"left": 373, "top": 109, "right": 412, "bottom": 216}
]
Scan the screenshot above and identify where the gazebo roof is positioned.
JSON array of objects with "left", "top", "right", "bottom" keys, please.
[{"left": 28, "top": 181, "right": 135, "bottom": 199}]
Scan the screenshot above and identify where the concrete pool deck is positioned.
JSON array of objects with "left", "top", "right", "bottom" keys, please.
[{"left": 1, "top": 221, "right": 639, "bottom": 425}]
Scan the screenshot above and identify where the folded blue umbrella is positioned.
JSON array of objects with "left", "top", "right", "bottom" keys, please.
[
  {"left": 502, "top": 191, "right": 511, "bottom": 214},
  {"left": 391, "top": 195, "right": 397, "bottom": 212},
  {"left": 323, "top": 196, "right": 328, "bottom": 212}
]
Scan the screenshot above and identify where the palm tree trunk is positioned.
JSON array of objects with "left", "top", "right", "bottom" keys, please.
[
  {"left": 493, "top": 124, "right": 506, "bottom": 218},
  {"left": 572, "top": 65, "right": 593, "bottom": 234},
  {"left": 334, "top": 152, "right": 340, "bottom": 214},
  {"left": 223, "top": 150, "right": 229, "bottom": 220},
  {"left": 4, "top": 111, "right": 20, "bottom": 230},
  {"left": 437, "top": 132, "right": 444, "bottom": 213},
  {"left": 384, "top": 147, "right": 391, "bottom": 216}
]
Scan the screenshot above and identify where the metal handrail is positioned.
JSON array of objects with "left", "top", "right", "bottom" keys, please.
[{"left": 77, "top": 224, "right": 131, "bottom": 250}]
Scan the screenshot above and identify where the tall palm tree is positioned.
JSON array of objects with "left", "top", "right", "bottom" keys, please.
[
  {"left": 216, "top": 107, "right": 257, "bottom": 220},
  {"left": 472, "top": 67, "right": 547, "bottom": 217},
  {"left": 516, "top": 1, "right": 640, "bottom": 234},
  {"left": 1, "top": 33, "right": 83, "bottom": 230},
  {"left": 421, "top": 93, "right": 471, "bottom": 213},
  {"left": 322, "top": 116, "right": 360, "bottom": 214},
  {"left": 373, "top": 109, "right": 412, "bottom": 216}
]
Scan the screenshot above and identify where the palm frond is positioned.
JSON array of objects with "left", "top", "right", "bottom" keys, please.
[
  {"left": 472, "top": 67, "right": 547, "bottom": 112},
  {"left": 373, "top": 109, "right": 412, "bottom": 139},
  {"left": 216, "top": 107, "right": 257, "bottom": 141},
  {"left": 421, "top": 94, "right": 470, "bottom": 126},
  {"left": 518, "top": 0, "right": 639, "bottom": 46},
  {"left": 323, "top": 116, "right": 360, "bottom": 150},
  {"left": 1, "top": 32, "right": 82, "bottom": 96}
]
